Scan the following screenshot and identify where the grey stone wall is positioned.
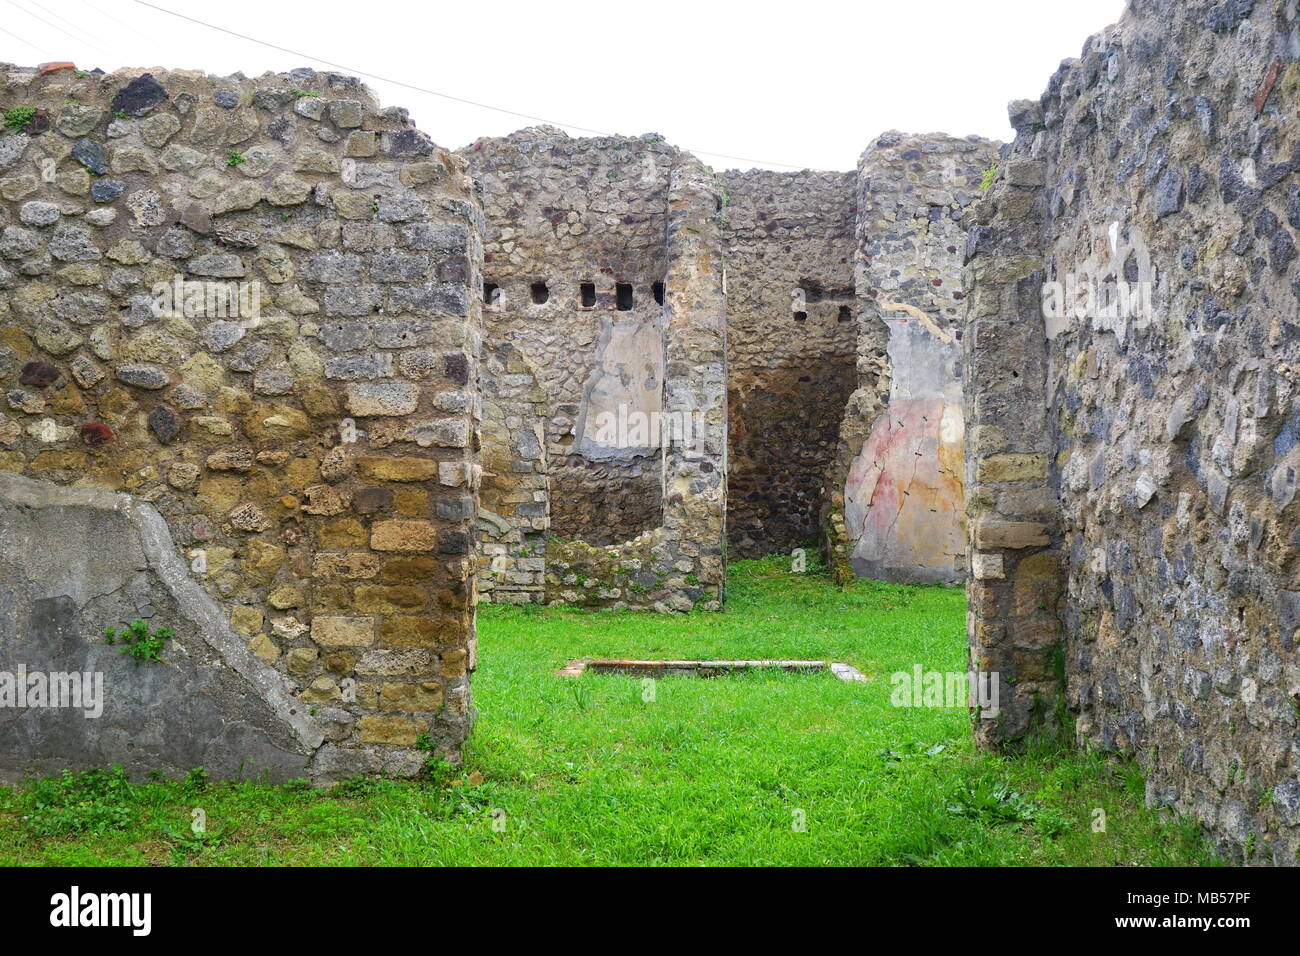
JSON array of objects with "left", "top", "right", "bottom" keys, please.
[
  {"left": 463, "top": 128, "right": 729, "bottom": 610},
  {"left": 719, "top": 168, "right": 858, "bottom": 558},
  {"left": 965, "top": 0, "right": 1300, "bottom": 863},
  {"left": 542, "top": 155, "right": 728, "bottom": 611},
  {"left": 461, "top": 128, "right": 673, "bottom": 545}
]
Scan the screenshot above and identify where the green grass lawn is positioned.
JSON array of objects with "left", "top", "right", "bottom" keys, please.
[{"left": 0, "top": 557, "right": 1218, "bottom": 866}]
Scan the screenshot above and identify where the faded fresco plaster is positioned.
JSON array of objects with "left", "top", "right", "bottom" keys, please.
[
  {"left": 575, "top": 315, "right": 665, "bottom": 460},
  {"left": 845, "top": 314, "right": 964, "bottom": 583}
]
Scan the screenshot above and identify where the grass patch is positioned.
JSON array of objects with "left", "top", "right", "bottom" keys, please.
[{"left": 0, "top": 557, "right": 1217, "bottom": 866}]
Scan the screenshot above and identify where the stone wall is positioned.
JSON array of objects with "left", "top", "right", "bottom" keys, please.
[
  {"left": 0, "top": 64, "right": 482, "bottom": 781},
  {"left": 478, "top": 340, "right": 548, "bottom": 603},
  {"left": 461, "top": 128, "right": 672, "bottom": 545},
  {"left": 825, "top": 133, "right": 998, "bottom": 585},
  {"left": 965, "top": 0, "right": 1300, "bottom": 863},
  {"left": 719, "top": 168, "right": 857, "bottom": 559},
  {"left": 543, "top": 156, "right": 728, "bottom": 611},
  {"left": 466, "top": 124, "right": 984, "bottom": 601},
  {"left": 463, "top": 129, "right": 728, "bottom": 610}
]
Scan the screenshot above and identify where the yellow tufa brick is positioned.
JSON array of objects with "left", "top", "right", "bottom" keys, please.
[
  {"left": 358, "top": 715, "right": 425, "bottom": 745},
  {"left": 310, "top": 615, "right": 375, "bottom": 647},
  {"left": 972, "top": 519, "right": 1051, "bottom": 550},
  {"left": 379, "top": 682, "right": 444, "bottom": 712},
  {"left": 230, "top": 604, "right": 264, "bottom": 636},
  {"left": 356, "top": 456, "right": 439, "bottom": 482},
  {"left": 378, "top": 615, "right": 445, "bottom": 647},
  {"left": 975, "top": 454, "right": 1049, "bottom": 483},
  {"left": 353, "top": 585, "right": 427, "bottom": 613},
  {"left": 371, "top": 519, "right": 437, "bottom": 552}
]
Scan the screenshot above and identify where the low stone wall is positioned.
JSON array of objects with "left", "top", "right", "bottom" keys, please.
[
  {"left": 0, "top": 64, "right": 482, "bottom": 781},
  {"left": 544, "top": 530, "right": 671, "bottom": 608}
]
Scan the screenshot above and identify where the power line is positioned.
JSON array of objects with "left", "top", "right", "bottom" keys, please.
[
  {"left": 125, "top": 0, "right": 813, "bottom": 170},
  {"left": 4, "top": 0, "right": 114, "bottom": 57},
  {"left": 77, "top": 0, "right": 167, "bottom": 52},
  {"left": 0, "top": 20, "right": 48, "bottom": 57},
  {"left": 24, "top": 0, "right": 109, "bottom": 47}
]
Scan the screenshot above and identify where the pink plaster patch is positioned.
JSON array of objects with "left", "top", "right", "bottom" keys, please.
[{"left": 845, "top": 396, "right": 964, "bottom": 580}]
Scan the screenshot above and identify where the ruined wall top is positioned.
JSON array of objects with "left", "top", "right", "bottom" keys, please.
[{"left": 460, "top": 125, "right": 677, "bottom": 281}]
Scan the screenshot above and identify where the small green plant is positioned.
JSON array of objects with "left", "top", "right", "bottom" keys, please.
[
  {"left": 946, "top": 779, "right": 1070, "bottom": 838},
  {"left": 291, "top": 89, "right": 318, "bottom": 99},
  {"left": 980, "top": 162, "right": 999, "bottom": 193},
  {"left": 329, "top": 775, "right": 383, "bottom": 798},
  {"left": 181, "top": 766, "right": 208, "bottom": 792},
  {"left": 74, "top": 69, "right": 89, "bottom": 78},
  {"left": 415, "top": 733, "right": 458, "bottom": 783},
  {"left": 3, "top": 106, "right": 37, "bottom": 132},
  {"left": 23, "top": 767, "right": 137, "bottom": 836},
  {"left": 566, "top": 681, "right": 591, "bottom": 713},
  {"left": 114, "top": 108, "right": 130, "bottom": 120},
  {"left": 226, "top": 150, "right": 245, "bottom": 167},
  {"left": 161, "top": 816, "right": 228, "bottom": 862},
  {"left": 1049, "top": 641, "right": 1066, "bottom": 684},
  {"left": 104, "top": 619, "right": 172, "bottom": 664}
]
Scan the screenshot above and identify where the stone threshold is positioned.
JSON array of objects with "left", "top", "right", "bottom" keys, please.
[{"left": 557, "top": 659, "right": 869, "bottom": 682}]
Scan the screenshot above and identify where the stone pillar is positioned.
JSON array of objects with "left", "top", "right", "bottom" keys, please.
[
  {"left": 826, "top": 132, "right": 998, "bottom": 585},
  {"left": 477, "top": 342, "right": 549, "bottom": 604},
  {"left": 660, "top": 158, "right": 728, "bottom": 609},
  {"left": 961, "top": 103, "right": 1066, "bottom": 748}
]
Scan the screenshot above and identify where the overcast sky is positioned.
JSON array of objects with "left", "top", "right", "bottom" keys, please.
[{"left": 3, "top": 0, "right": 1127, "bottom": 170}]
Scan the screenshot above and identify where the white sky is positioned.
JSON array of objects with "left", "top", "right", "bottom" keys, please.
[{"left": 3, "top": 0, "right": 1127, "bottom": 171}]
